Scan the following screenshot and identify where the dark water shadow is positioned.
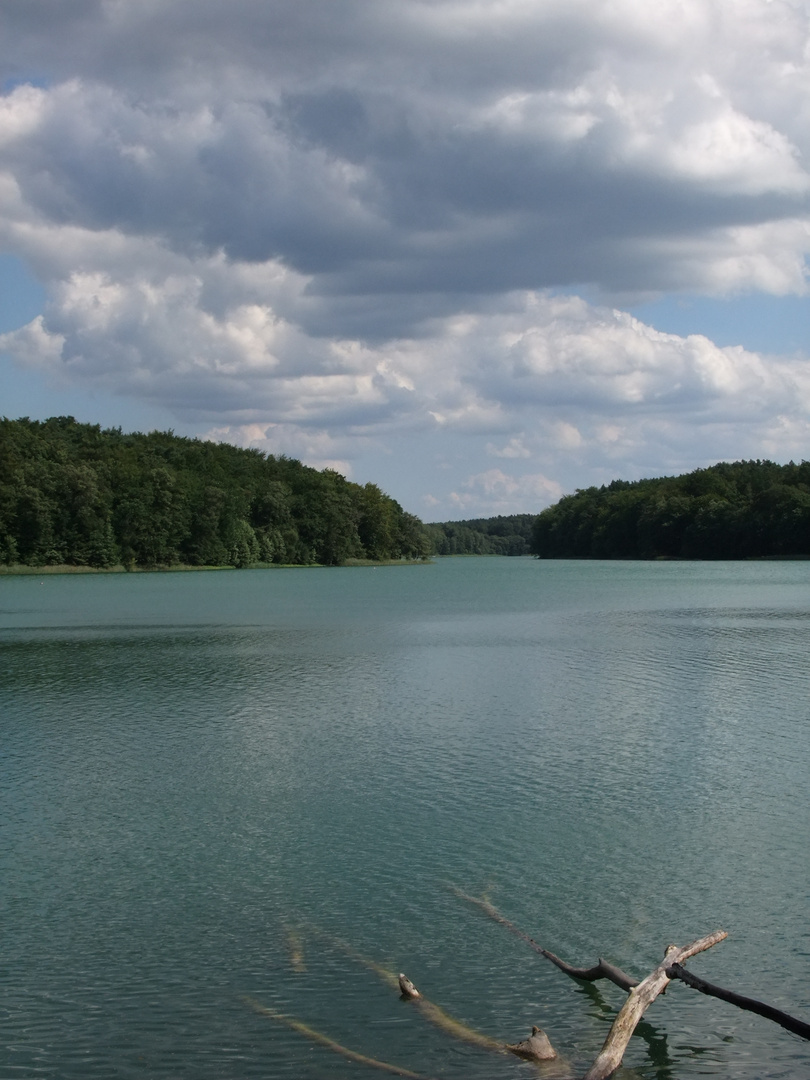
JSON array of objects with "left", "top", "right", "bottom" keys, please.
[{"left": 575, "top": 981, "right": 675, "bottom": 1080}]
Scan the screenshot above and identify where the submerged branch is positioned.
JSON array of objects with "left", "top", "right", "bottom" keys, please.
[
  {"left": 667, "top": 963, "right": 810, "bottom": 1042},
  {"left": 398, "top": 972, "right": 559, "bottom": 1062},
  {"left": 538, "top": 952, "right": 638, "bottom": 994},
  {"left": 282, "top": 924, "right": 306, "bottom": 973},
  {"left": 314, "top": 928, "right": 508, "bottom": 1054},
  {"left": 308, "top": 924, "right": 563, "bottom": 1065},
  {"left": 452, "top": 887, "right": 810, "bottom": 1054},
  {"left": 316, "top": 930, "right": 402, "bottom": 992},
  {"left": 450, "top": 886, "right": 638, "bottom": 991},
  {"left": 243, "top": 998, "right": 432, "bottom": 1080},
  {"left": 397, "top": 973, "right": 506, "bottom": 1054}
]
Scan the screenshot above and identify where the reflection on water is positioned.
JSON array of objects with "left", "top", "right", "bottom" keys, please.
[{"left": 1, "top": 559, "right": 809, "bottom": 1079}]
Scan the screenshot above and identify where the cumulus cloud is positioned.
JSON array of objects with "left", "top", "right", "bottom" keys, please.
[
  {"left": 1, "top": 0, "right": 809, "bottom": 514},
  {"left": 4, "top": 246, "right": 809, "bottom": 513},
  {"left": 2, "top": 0, "right": 808, "bottom": 314}
]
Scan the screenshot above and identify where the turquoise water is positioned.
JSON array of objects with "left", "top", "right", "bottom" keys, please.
[{"left": 1, "top": 558, "right": 809, "bottom": 1080}]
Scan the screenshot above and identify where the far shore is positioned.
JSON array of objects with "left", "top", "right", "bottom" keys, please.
[{"left": 0, "top": 558, "right": 433, "bottom": 577}]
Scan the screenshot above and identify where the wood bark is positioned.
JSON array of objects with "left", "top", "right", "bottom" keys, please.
[
  {"left": 581, "top": 931, "right": 728, "bottom": 1080},
  {"left": 540, "top": 951, "right": 638, "bottom": 993},
  {"left": 506, "top": 1025, "right": 558, "bottom": 1061}
]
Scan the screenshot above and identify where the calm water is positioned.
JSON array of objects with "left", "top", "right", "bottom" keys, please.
[{"left": 1, "top": 558, "right": 809, "bottom": 1080}]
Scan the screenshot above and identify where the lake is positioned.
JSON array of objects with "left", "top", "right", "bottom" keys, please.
[{"left": 1, "top": 557, "right": 809, "bottom": 1080}]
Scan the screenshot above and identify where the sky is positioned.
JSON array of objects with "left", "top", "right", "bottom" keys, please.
[{"left": 0, "top": 0, "right": 808, "bottom": 520}]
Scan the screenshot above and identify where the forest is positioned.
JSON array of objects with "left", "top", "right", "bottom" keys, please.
[
  {"left": 426, "top": 514, "right": 536, "bottom": 555},
  {"left": 530, "top": 459, "right": 810, "bottom": 559},
  {"left": 0, "top": 417, "right": 431, "bottom": 569}
]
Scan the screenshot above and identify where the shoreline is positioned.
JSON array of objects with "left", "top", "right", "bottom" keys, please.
[{"left": 0, "top": 558, "right": 433, "bottom": 577}]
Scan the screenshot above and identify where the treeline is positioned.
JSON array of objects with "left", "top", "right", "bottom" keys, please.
[
  {"left": 426, "top": 514, "right": 536, "bottom": 555},
  {"left": 0, "top": 417, "right": 431, "bottom": 569},
  {"left": 530, "top": 460, "right": 810, "bottom": 559}
]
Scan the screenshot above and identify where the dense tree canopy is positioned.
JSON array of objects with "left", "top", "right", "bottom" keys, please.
[
  {"left": 0, "top": 417, "right": 431, "bottom": 568},
  {"left": 530, "top": 460, "right": 810, "bottom": 559},
  {"left": 426, "top": 515, "right": 536, "bottom": 556}
]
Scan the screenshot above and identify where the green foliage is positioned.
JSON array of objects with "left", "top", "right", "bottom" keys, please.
[
  {"left": 0, "top": 417, "right": 431, "bottom": 569},
  {"left": 530, "top": 461, "right": 810, "bottom": 559},
  {"left": 426, "top": 514, "right": 537, "bottom": 556}
]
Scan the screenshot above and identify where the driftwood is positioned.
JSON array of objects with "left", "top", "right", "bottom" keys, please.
[{"left": 582, "top": 931, "right": 728, "bottom": 1080}]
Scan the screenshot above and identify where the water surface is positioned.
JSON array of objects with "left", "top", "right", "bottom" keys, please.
[{"left": 1, "top": 559, "right": 809, "bottom": 1079}]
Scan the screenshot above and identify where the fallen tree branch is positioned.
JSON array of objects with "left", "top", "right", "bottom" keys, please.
[
  {"left": 282, "top": 923, "right": 306, "bottom": 973},
  {"left": 312, "top": 927, "right": 508, "bottom": 1053},
  {"left": 452, "top": 888, "right": 810, "bottom": 1048},
  {"left": 396, "top": 973, "right": 507, "bottom": 1054},
  {"left": 667, "top": 963, "right": 810, "bottom": 1042},
  {"left": 299, "top": 909, "right": 808, "bottom": 1077},
  {"left": 307, "top": 923, "right": 569, "bottom": 1067},
  {"left": 450, "top": 886, "right": 638, "bottom": 991},
  {"left": 398, "top": 972, "right": 559, "bottom": 1063},
  {"left": 582, "top": 931, "right": 728, "bottom": 1080},
  {"left": 539, "top": 951, "right": 638, "bottom": 993}
]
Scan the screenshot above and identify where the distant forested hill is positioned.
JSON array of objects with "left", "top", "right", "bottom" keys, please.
[
  {"left": 0, "top": 417, "right": 430, "bottom": 568},
  {"left": 426, "top": 514, "right": 536, "bottom": 555},
  {"left": 530, "top": 460, "right": 810, "bottom": 559}
]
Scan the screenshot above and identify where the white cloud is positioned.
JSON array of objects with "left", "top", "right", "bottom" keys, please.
[{"left": 0, "top": 315, "right": 64, "bottom": 368}]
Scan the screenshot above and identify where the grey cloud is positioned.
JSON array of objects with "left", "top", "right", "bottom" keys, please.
[
  {"left": 2, "top": 2, "right": 603, "bottom": 90},
  {"left": 2, "top": 0, "right": 807, "bottom": 340}
]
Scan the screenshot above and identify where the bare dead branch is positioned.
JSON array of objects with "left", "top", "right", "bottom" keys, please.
[
  {"left": 540, "top": 950, "right": 639, "bottom": 993},
  {"left": 582, "top": 931, "right": 728, "bottom": 1080}
]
